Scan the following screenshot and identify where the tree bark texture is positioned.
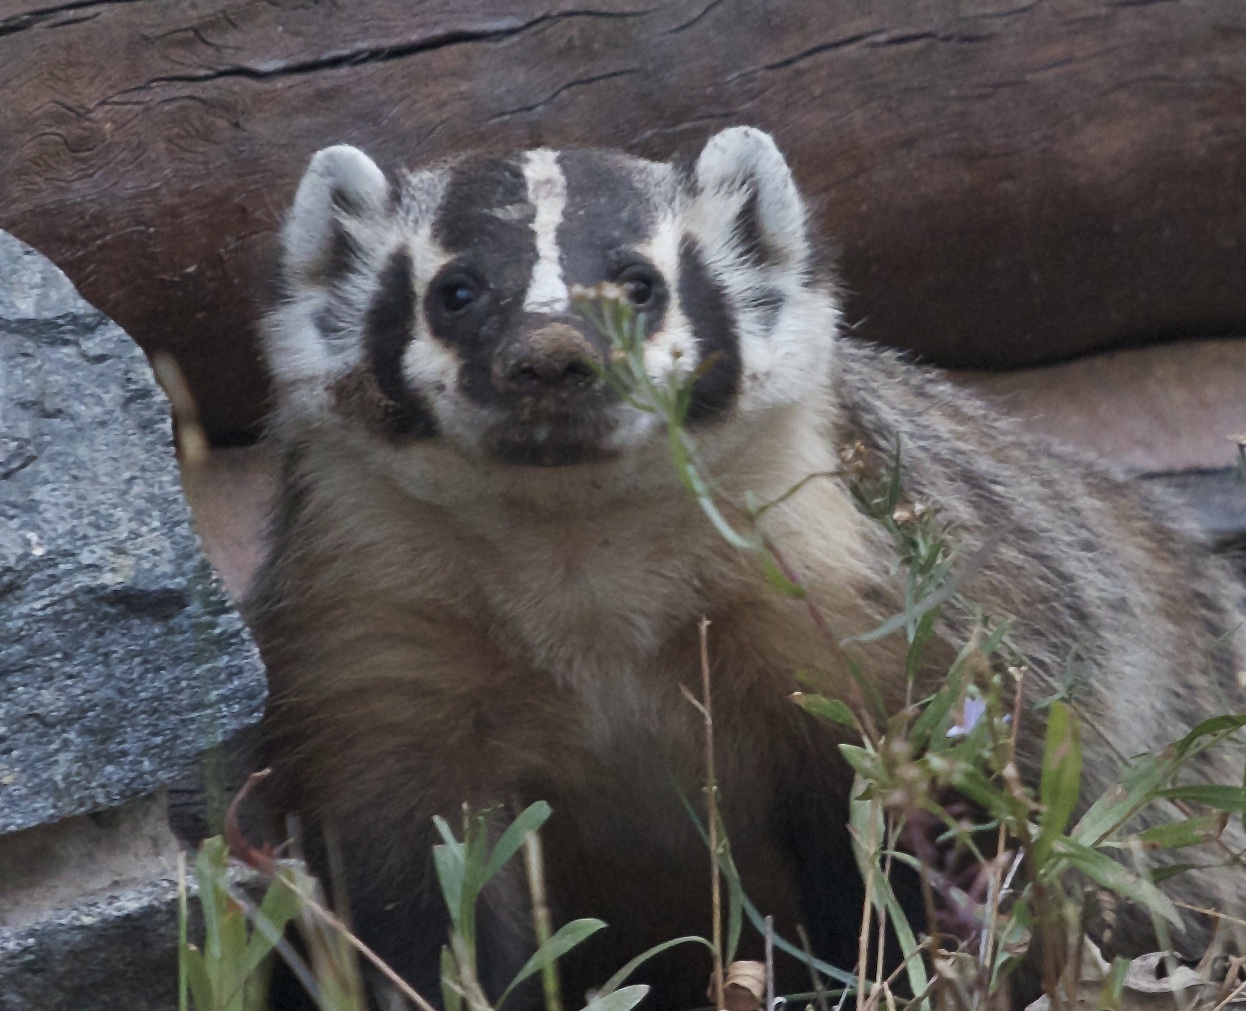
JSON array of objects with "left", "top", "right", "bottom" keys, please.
[{"left": 1, "top": 0, "right": 1244, "bottom": 441}]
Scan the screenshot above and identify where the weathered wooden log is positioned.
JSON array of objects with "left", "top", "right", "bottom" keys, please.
[{"left": 2, "top": 0, "right": 1244, "bottom": 441}]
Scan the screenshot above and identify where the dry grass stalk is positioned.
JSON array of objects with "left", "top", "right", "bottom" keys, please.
[
  {"left": 524, "top": 822, "right": 563, "bottom": 1011},
  {"left": 683, "top": 615, "right": 726, "bottom": 1009},
  {"left": 765, "top": 915, "right": 776, "bottom": 1011}
]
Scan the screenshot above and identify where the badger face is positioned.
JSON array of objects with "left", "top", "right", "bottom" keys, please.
[{"left": 266, "top": 128, "right": 839, "bottom": 476}]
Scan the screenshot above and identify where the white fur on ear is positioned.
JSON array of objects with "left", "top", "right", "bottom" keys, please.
[
  {"left": 265, "top": 146, "right": 392, "bottom": 401},
  {"left": 693, "top": 127, "right": 808, "bottom": 268},
  {"left": 283, "top": 144, "right": 390, "bottom": 282}
]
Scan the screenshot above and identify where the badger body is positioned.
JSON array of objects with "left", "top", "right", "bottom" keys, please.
[{"left": 252, "top": 128, "right": 1246, "bottom": 1008}]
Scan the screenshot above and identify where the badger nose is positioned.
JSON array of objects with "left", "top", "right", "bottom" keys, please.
[{"left": 494, "top": 322, "right": 601, "bottom": 395}]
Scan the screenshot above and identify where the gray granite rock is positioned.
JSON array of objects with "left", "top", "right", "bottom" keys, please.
[
  {"left": 1149, "top": 469, "right": 1246, "bottom": 553},
  {"left": 0, "top": 875, "right": 182, "bottom": 1011},
  {"left": 1148, "top": 469, "right": 1246, "bottom": 582},
  {"left": 0, "top": 231, "right": 266, "bottom": 835}
]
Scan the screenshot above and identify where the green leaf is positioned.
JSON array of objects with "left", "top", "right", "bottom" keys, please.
[
  {"left": 1150, "top": 862, "right": 1199, "bottom": 884},
  {"left": 947, "top": 765, "right": 1018, "bottom": 826},
  {"left": 433, "top": 815, "right": 460, "bottom": 848},
  {"left": 1049, "top": 837, "right": 1181, "bottom": 927},
  {"left": 1136, "top": 813, "right": 1227, "bottom": 850},
  {"left": 991, "top": 912, "right": 1033, "bottom": 984},
  {"left": 182, "top": 946, "right": 213, "bottom": 1011},
  {"left": 497, "top": 919, "right": 607, "bottom": 1008},
  {"left": 216, "top": 908, "right": 249, "bottom": 1010},
  {"left": 178, "top": 855, "right": 191, "bottom": 1011},
  {"left": 840, "top": 533, "right": 1001, "bottom": 648},
  {"left": 845, "top": 658, "right": 888, "bottom": 722},
  {"left": 794, "top": 693, "right": 857, "bottom": 728},
  {"left": 736, "top": 873, "right": 859, "bottom": 989},
  {"left": 433, "top": 843, "right": 466, "bottom": 932},
  {"left": 1072, "top": 752, "right": 1168, "bottom": 847},
  {"left": 1155, "top": 784, "right": 1246, "bottom": 813},
  {"left": 441, "top": 945, "right": 464, "bottom": 1011},
  {"left": 596, "top": 936, "right": 713, "bottom": 997},
  {"left": 839, "top": 744, "right": 884, "bottom": 783},
  {"left": 725, "top": 851, "right": 743, "bottom": 966},
  {"left": 677, "top": 754, "right": 861, "bottom": 994},
  {"left": 1035, "top": 701, "right": 1083, "bottom": 868},
  {"left": 584, "top": 984, "right": 651, "bottom": 1011},
  {"left": 848, "top": 783, "right": 930, "bottom": 1003},
  {"left": 238, "top": 874, "right": 305, "bottom": 979},
  {"left": 909, "top": 682, "right": 959, "bottom": 753},
  {"left": 759, "top": 551, "right": 805, "bottom": 598},
  {"left": 884, "top": 443, "right": 905, "bottom": 512},
  {"left": 1106, "top": 956, "right": 1131, "bottom": 1005},
  {"left": 462, "top": 808, "right": 496, "bottom": 921},
  {"left": 698, "top": 493, "right": 756, "bottom": 552},
  {"left": 903, "top": 609, "right": 940, "bottom": 680},
  {"left": 193, "top": 838, "right": 228, "bottom": 963},
  {"left": 484, "top": 802, "right": 552, "bottom": 887},
  {"left": 840, "top": 583, "right": 953, "bottom": 646},
  {"left": 1174, "top": 714, "right": 1246, "bottom": 759}
]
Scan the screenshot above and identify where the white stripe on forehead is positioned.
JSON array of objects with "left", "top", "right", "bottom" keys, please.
[{"left": 522, "top": 149, "right": 569, "bottom": 314}]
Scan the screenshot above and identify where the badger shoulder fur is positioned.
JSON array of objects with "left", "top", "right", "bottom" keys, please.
[{"left": 250, "top": 128, "right": 1246, "bottom": 1008}]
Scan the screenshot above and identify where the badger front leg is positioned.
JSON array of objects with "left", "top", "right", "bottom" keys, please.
[{"left": 258, "top": 611, "right": 574, "bottom": 1009}]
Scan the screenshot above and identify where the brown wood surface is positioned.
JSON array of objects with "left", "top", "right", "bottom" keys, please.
[{"left": 2, "top": 0, "right": 1244, "bottom": 441}]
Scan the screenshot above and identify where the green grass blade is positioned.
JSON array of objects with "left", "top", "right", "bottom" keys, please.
[
  {"left": 178, "top": 853, "right": 191, "bottom": 1011},
  {"left": 433, "top": 815, "right": 460, "bottom": 848},
  {"left": 1155, "top": 784, "right": 1246, "bottom": 812},
  {"left": 194, "top": 838, "right": 227, "bottom": 963},
  {"left": 583, "top": 984, "right": 650, "bottom": 1011},
  {"left": 793, "top": 693, "right": 857, "bottom": 728},
  {"left": 237, "top": 874, "right": 306, "bottom": 979},
  {"left": 484, "top": 801, "right": 552, "bottom": 885},
  {"left": 1035, "top": 700, "right": 1082, "bottom": 868},
  {"left": 434, "top": 843, "right": 466, "bottom": 932},
  {"left": 183, "top": 946, "right": 214, "bottom": 1011},
  {"left": 441, "top": 945, "right": 464, "bottom": 1011},
  {"left": 1174, "top": 714, "right": 1246, "bottom": 759},
  {"left": 1072, "top": 751, "right": 1168, "bottom": 847},
  {"left": 849, "top": 787, "right": 930, "bottom": 1006},
  {"left": 1050, "top": 836, "right": 1181, "bottom": 927},
  {"left": 497, "top": 919, "right": 607, "bottom": 1009},
  {"left": 1136, "top": 813, "right": 1227, "bottom": 849},
  {"left": 596, "top": 936, "right": 714, "bottom": 996}
]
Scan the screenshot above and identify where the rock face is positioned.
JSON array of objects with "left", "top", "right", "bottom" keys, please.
[
  {"left": 0, "top": 231, "right": 265, "bottom": 835},
  {"left": 0, "top": 230, "right": 266, "bottom": 1007}
]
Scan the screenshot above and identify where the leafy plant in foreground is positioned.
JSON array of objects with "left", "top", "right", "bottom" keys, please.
[{"left": 578, "top": 287, "right": 1246, "bottom": 1010}]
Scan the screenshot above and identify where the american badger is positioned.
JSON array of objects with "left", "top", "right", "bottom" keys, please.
[{"left": 252, "top": 127, "right": 1246, "bottom": 1007}]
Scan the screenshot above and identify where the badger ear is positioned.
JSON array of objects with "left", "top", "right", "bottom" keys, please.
[
  {"left": 282, "top": 144, "right": 391, "bottom": 288},
  {"left": 691, "top": 127, "right": 808, "bottom": 270},
  {"left": 265, "top": 146, "right": 394, "bottom": 395}
]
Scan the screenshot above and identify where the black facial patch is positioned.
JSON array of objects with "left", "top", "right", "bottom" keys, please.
[
  {"left": 433, "top": 157, "right": 534, "bottom": 259},
  {"left": 557, "top": 151, "right": 654, "bottom": 280},
  {"left": 679, "top": 237, "right": 742, "bottom": 423},
  {"left": 428, "top": 157, "right": 539, "bottom": 405},
  {"left": 559, "top": 150, "right": 669, "bottom": 341},
  {"left": 354, "top": 248, "right": 437, "bottom": 440}
]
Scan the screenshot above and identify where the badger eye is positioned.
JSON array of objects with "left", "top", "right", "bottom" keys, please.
[
  {"left": 438, "top": 276, "right": 479, "bottom": 314},
  {"left": 615, "top": 264, "right": 658, "bottom": 309}
]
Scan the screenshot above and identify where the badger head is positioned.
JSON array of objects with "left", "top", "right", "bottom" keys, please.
[{"left": 265, "top": 127, "right": 838, "bottom": 488}]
